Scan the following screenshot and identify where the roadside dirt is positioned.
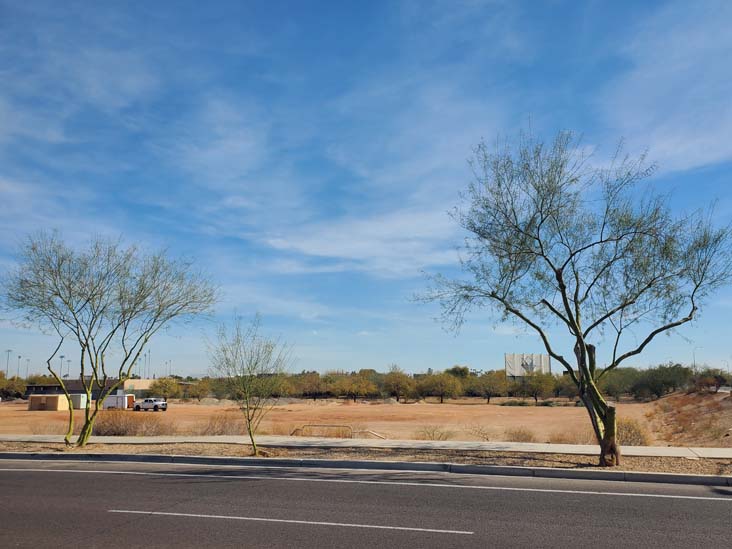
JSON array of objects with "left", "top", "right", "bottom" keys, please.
[{"left": 1, "top": 441, "right": 730, "bottom": 476}]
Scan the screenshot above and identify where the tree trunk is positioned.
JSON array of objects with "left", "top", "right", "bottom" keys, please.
[
  {"left": 248, "top": 421, "right": 258, "bottom": 457},
  {"left": 579, "top": 379, "right": 620, "bottom": 466},
  {"left": 76, "top": 415, "right": 95, "bottom": 447},
  {"left": 574, "top": 342, "right": 620, "bottom": 466},
  {"left": 599, "top": 405, "right": 620, "bottom": 467},
  {"left": 439, "top": 395, "right": 444, "bottom": 403}
]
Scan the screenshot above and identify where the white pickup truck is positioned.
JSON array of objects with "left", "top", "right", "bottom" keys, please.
[{"left": 133, "top": 398, "right": 167, "bottom": 412}]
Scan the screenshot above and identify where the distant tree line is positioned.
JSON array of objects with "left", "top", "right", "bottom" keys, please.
[{"left": 4, "top": 362, "right": 729, "bottom": 404}]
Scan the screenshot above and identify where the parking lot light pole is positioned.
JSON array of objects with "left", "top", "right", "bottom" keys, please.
[{"left": 4, "top": 349, "right": 11, "bottom": 377}]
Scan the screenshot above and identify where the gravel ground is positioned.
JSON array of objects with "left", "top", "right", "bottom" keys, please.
[{"left": 1, "top": 441, "right": 731, "bottom": 476}]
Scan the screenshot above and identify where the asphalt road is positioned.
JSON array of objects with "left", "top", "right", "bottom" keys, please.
[{"left": 1, "top": 460, "right": 731, "bottom": 548}]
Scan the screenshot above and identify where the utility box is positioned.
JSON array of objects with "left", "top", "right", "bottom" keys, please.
[
  {"left": 28, "top": 395, "right": 69, "bottom": 411},
  {"left": 70, "top": 394, "right": 88, "bottom": 409}
]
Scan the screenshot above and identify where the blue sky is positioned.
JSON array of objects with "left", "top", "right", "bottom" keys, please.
[{"left": 1, "top": 0, "right": 731, "bottom": 378}]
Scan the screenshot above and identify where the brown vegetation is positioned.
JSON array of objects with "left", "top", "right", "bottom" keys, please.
[{"left": 646, "top": 392, "right": 732, "bottom": 447}]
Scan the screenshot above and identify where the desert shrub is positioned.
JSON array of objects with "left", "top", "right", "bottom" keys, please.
[
  {"left": 464, "top": 423, "right": 492, "bottom": 441},
  {"left": 197, "top": 412, "right": 247, "bottom": 435},
  {"left": 261, "top": 422, "right": 298, "bottom": 436},
  {"left": 304, "top": 425, "right": 353, "bottom": 438},
  {"left": 415, "top": 425, "right": 455, "bottom": 441},
  {"left": 500, "top": 400, "right": 531, "bottom": 406},
  {"left": 503, "top": 427, "right": 537, "bottom": 442},
  {"left": 537, "top": 401, "right": 555, "bottom": 407},
  {"left": 30, "top": 421, "right": 68, "bottom": 435},
  {"left": 548, "top": 430, "right": 594, "bottom": 444},
  {"left": 92, "top": 410, "right": 176, "bottom": 436},
  {"left": 616, "top": 418, "right": 651, "bottom": 446}
]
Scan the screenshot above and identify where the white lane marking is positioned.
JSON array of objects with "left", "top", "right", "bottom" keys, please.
[
  {"left": 1, "top": 467, "right": 731, "bottom": 502},
  {"left": 108, "top": 509, "right": 474, "bottom": 535}
]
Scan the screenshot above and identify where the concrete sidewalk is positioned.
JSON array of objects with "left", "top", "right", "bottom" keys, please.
[{"left": 2, "top": 434, "right": 731, "bottom": 459}]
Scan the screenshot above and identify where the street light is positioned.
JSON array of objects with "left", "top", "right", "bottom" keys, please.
[
  {"left": 692, "top": 346, "right": 703, "bottom": 370},
  {"left": 4, "top": 349, "right": 11, "bottom": 377},
  {"left": 66, "top": 359, "right": 71, "bottom": 378},
  {"left": 59, "top": 355, "right": 65, "bottom": 377},
  {"left": 17, "top": 355, "right": 21, "bottom": 378}
]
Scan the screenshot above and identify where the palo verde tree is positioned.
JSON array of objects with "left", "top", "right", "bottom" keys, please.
[
  {"left": 2, "top": 232, "right": 217, "bottom": 446},
  {"left": 210, "top": 315, "right": 292, "bottom": 456},
  {"left": 426, "top": 131, "right": 732, "bottom": 466}
]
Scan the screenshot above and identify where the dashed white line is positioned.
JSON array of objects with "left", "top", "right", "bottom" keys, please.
[{"left": 108, "top": 509, "right": 474, "bottom": 535}]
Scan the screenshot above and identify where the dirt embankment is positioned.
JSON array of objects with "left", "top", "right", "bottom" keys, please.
[{"left": 646, "top": 392, "right": 732, "bottom": 447}]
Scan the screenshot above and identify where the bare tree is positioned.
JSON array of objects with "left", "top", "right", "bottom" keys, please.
[
  {"left": 425, "top": 131, "right": 732, "bottom": 466},
  {"left": 210, "top": 315, "right": 292, "bottom": 456},
  {"left": 2, "top": 232, "right": 217, "bottom": 446}
]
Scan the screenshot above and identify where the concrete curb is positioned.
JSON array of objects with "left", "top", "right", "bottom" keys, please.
[{"left": 1, "top": 451, "right": 729, "bottom": 486}]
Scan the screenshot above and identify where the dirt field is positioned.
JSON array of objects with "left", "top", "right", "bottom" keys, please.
[{"left": 0, "top": 397, "right": 655, "bottom": 444}]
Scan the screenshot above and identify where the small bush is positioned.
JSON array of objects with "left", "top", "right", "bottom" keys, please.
[
  {"left": 197, "top": 412, "right": 247, "bottom": 435},
  {"left": 261, "top": 422, "right": 298, "bottom": 436},
  {"left": 30, "top": 421, "right": 67, "bottom": 435},
  {"left": 616, "top": 418, "right": 651, "bottom": 446},
  {"left": 500, "top": 400, "right": 531, "bottom": 406},
  {"left": 415, "top": 425, "right": 455, "bottom": 441},
  {"left": 464, "top": 424, "right": 492, "bottom": 441},
  {"left": 92, "top": 410, "right": 176, "bottom": 436},
  {"left": 548, "top": 430, "right": 594, "bottom": 444},
  {"left": 503, "top": 427, "right": 537, "bottom": 442},
  {"left": 537, "top": 401, "right": 555, "bottom": 407}
]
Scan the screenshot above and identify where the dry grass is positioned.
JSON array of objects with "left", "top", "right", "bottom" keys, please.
[
  {"left": 192, "top": 412, "right": 247, "bottom": 436},
  {"left": 260, "top": 422, "right": 298, "bottom": 436},
  {"left": 464, "top": 424, "right": 492, "bottom": 441},
  {"left": 646, "top": 392, "right": 732, "bottom": 447},
  {"left": 92, "top": 410, "right": 176, "bottom": 436},
  {"left": 616, "top": 417, "right": 651, "bottom": 446},
  {"left": 287, "top": 424, "right": 355, "bottom": 438},
  {"left": 547, "top": 430, "right": 593, "bottom": 444},
  {"left": 415, "top": 425, "right": 455, "bottom": 441},
  {"left": 30, "top": 421, "right": 70, "bottom": 435},
  {"left": 502, "top": 427, "right": 537, "bottom": 443}
]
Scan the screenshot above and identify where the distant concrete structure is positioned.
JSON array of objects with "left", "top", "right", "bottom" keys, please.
[{"left": 505, "top": 353, "right": 551, "bottom": 380}]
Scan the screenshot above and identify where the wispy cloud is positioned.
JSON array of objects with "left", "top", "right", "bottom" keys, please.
[
  {"left": 265, "top": 208, "right": 460, "bottom": 277},
  {"left": 601, "top": 0, "right": 732, "bottom": 173}
]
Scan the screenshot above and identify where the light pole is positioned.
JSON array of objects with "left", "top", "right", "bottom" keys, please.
[
  {"left": 66, "top": 359, "right": 71, "bottom": 378},
  {"left": 59, "top": 355, "right": 65, "bottom": 378},
  {"left": 4, "top": 349, "right": 11, "bottom": 377},
  {"left": 25, "top": 358, "right": 30, "bottom": 379},
  {"left": 692, "top": 346, "right": 702, "bottom": 370},
  {"left": 17, "top": 355, "right": 21, "bottom": 378}
]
